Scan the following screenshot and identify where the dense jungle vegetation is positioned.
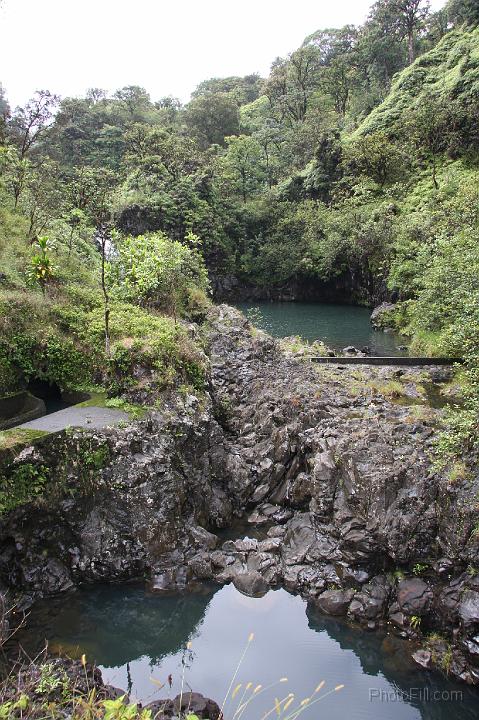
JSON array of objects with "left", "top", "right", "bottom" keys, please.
[{"left": 0, "top": 0, "right": 478, "bottom": 459}]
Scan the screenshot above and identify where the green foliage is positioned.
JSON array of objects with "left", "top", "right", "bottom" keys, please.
[
  {"left": 0, "top": 12, "right": 478, "bottom": 456},
  {"left": 103, "top": 696, "right": 151, "bottom": 720},
  {"left": 26, "top": 236, "right": 56, "bottom": 295},
  {"left": 344, "top": 131, "right": 409, "bottom": 186},
  {"left": 0, "top": 463, "right": 49, "bottom": 513},
  {"left": 410, "top": 614, "right": 422, "bottom": 630},
  {"left": 108, "top": 231, "right": 209, "bottom": 315},
  {"left": 413, "top": 562, "right": 428, "bottom": 575}
]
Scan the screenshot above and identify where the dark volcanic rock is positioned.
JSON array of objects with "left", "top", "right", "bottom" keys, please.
[
  {"left": 316, "top": 588, "right": 355, "bottom": 616},
  {"left": 1, "top": 304, "right": 479, "bottom": 686},
  {"left": 233, "top": 570, "right": 269, "bottom": 597},
  {"left": 397, "top": 579, "right": 433, "bottom": 616}
]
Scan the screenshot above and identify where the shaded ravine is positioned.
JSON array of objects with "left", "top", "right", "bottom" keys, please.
[{"left": 1, "top": 305, "right": 478, "bottom": 691}]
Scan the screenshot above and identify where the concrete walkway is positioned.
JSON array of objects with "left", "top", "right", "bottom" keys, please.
[
  {"left": 19, "top": 406, "right": 129, "bottom": 433},
  {"left": 310, "top": 356, "right": 462, "bottom": 366}
]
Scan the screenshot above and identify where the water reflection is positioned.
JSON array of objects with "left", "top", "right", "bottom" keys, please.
[
  {"left": 16, "top": 584, "right": 478, "bottom": 720},
  {"left": 236, "top": 302, "right": 407, "bottom": 356}
]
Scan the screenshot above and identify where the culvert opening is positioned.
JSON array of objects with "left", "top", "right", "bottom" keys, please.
[{"left": 27, "top": 379, "right": 90, "bottom": 415}]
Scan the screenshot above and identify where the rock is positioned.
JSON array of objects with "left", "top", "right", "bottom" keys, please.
[
  {"left": 412, "top": 649, "right": 432, "bottom": 669},
  {"left": 428, "top": 367, "right": 453, "bottom": 383},
  {"left": 348, "top": 576, "right": 390, "bottom": 622},
  {"left": 342, "top": 346, "right": 359, "bottom": 354},
  {"left": 458, "top": 590, "right": 479, "bottom": 630},
  {"left": 341, "top": 566, "right": 370, "bottom": 588},
  {"left": 463, "top": 635, "right": 479, "bottom": 656},
  {"left": 397, "top": 578, "right": 433, "bottom": 615},
  {"left": 232, "top": 570, "right": 269, "bottom": 597},
  {"left": 370, "top": 302, "right": 396, "bottom": 329},
  {"left": 189, "top": 526, "right": 218, "bottom": 551},
  {"left": 173, "top": 692, "right": 221, "bottom": 720},
  {"left": 282, "top": 514, "right": 315, "bottom": 566},
  {"left": 316, "top": 589, "right": 355, "bottom": 616},
  {"left": 3, "top": 302, "right": 479, "bottom": 686}
]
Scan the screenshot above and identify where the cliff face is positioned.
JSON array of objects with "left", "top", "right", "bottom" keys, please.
[{"left": 1, "top": 306, "right": 478, "bottom": 684}]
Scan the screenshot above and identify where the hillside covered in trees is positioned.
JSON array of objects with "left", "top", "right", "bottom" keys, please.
[{"left": 0, "top": 0, "right": 478, "bottom": 460}]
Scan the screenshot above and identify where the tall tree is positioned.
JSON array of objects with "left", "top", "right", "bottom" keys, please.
[
  {"left": 447, "top": 0, "right": 479, "bottom": 27},
  {"left": 0, "top": 84, "right": 9, "bottom": 144},
  {"left": 372, "top": 0, "right": 431, "bottom": 64},
  {"left": 264, "top": 45, "right": 321, "bottom": 125},
  {"left": 185, "top": 92, "right": 239, "bottom": 148},
  {"left": 8, "top": 90, "right": 59, "bottom": 160}
]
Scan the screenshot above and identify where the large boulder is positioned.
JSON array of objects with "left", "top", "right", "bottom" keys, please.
[
  {"left": 397, "top": 578, "right": 433, "bottom": 615},
  {"left": 316, "top": 588, "right": 355, "bottom": 616},
  {"left": 232, "top": 570, "right": 269, "bottom": 597},
  {"left": 370, "top": 302, "right": 396, "bottom": 329}
]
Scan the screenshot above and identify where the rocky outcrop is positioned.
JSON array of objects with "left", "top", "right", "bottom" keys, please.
[
  {"left": 1, "top": 305, "right": 478, "bottom": 685},
  {"left": 370, "top": 302, "right": 396, "bottom": 329}
]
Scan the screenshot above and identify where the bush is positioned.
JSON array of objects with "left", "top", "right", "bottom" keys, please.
[{"left": 108, "top": 231, "right": 209, "bottom": 317}]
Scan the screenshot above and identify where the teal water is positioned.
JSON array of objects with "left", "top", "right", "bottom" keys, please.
[
  {"left": 236, "top": 302, "right": 407, "bottom": 356},
  {"left": 17, "top": 584, "right": 478, "bottom": 719}
]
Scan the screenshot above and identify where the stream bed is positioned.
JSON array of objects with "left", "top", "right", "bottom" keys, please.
[{"left": 16, "top": 583, "right": 478, "bottom": 719}]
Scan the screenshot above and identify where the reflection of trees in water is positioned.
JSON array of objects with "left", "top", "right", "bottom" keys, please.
[
  {"left": 18, "top": 585, "right": 479, "bottom": 720},
  {"left": 17, "top": 584, "right": 216, "bottom": 669},
  {"left": 306, "top": 602, "right": 479, "bottom": 720}
]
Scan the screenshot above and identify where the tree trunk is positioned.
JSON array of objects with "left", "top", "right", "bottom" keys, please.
[
  {"left": 408, "top": 30, "right": 415, "bottom": 65},
  {"left": 100, "top": 233, "right": 111, "bottom": 356},
  {"left": 432, "top": 155, "right": 439, "bottom": 190}
]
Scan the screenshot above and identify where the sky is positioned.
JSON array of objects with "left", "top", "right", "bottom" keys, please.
[{"left": 0, "top": 0, "right": 446, "bottom": 109}]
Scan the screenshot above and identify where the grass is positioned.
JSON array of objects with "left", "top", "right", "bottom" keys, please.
[
  {"left": 447, "top": 460, "right": 470, "bottom": 484},
  {"left": 0, "top": 428, "right": 48, "bottom": 452},
  {"left": 0, "top": 635, "right": 345, "bottom": 720}
]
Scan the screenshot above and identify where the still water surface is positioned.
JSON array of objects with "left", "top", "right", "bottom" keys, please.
[
  {"left": 236, "top": 302, "right": 406, "bottom": 356},
  {"left": 18, "top": 584, "right": 478, "bottom": 719}
]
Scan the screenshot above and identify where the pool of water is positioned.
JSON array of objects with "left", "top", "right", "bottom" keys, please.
[
  {"left": 236, "top": 302, "right": 407, "bottom": 356},
  {"left": 16, "top": 584, "right": 478, "bottom": 719}
]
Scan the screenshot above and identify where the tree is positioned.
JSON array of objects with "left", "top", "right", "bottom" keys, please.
[
  {"left": 264, "top": 46, "right": 321, "bottom": 125},
  {"left": 303, "top": 131, "right": 343, "bottom": 202},
  {"left": 20, "top": 160, "right": 63, "bottom": 238},
  {"left": 222, "top": 135, "right": 265, "bottom": 202},
  {"left": 64, "top": 166, "right": 116, "bottom": 353},
  {"left": 109, "top": 231, "right": 209, "bottom": 319},
  {"left": 345, "top": 131, "right": 408, "bottom": 187},
  {"left": 253, "top": 121, "right": 285, "bottom": 188},
  {"left": 0, "top": 84, "right": 9, "bottom": 144},
  {"left": 447, "top": 0, "right": 479, "bottom": 27},
  {"left": 320, "top": 55, "right": 355, "bottom": 116},
  {"left": 124, "top": 124, "right": 199, "bottom": 180},
  {"left": 8, "top": 90, "right": 59, "bottom": 160},
  {"left": 113, "top": 86, "right": 151, "bottom": 116},
  {"left": 371, "top": 0, "right": 431, "bottom": 64},
  {"left": 185, "top": 92, "right": 240, "bottom": 148},
  {"left": 192, "top": 75, "right": 262, "bottom": 106},
  {"left": 86, "top": 88, "right": 107, "bottom": 104}
]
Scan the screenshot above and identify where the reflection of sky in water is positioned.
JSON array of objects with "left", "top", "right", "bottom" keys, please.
[
  {"left": 236, "top": 302, "right": 407, "bottom": 356},
  {"left": 18, "top": 584, "right": 479, "bottom": 720}
]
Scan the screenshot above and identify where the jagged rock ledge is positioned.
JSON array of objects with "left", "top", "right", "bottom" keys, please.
[{"left": 1, "top": 305, "right": 478, "bottom": 685}]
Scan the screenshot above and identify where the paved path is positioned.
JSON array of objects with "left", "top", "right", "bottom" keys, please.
[{"left": 18, "top": 406, "right": 129, "bottom": 432}]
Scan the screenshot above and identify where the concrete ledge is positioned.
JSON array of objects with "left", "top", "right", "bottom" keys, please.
[
  {"left": 0, "top": 392, "right": 46, "bottom": 431},
  {"left": 310, "top": 357, "right": 463, "bottom": 366}
]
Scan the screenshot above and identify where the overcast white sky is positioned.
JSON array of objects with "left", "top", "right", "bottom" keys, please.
[{"left": 0, "top": 0, "right": 446, "bottom": 108}]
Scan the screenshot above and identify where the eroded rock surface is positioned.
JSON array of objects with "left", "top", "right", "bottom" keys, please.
[{"left": 1, "top": 305, "right": 478, "bottom": 685}]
